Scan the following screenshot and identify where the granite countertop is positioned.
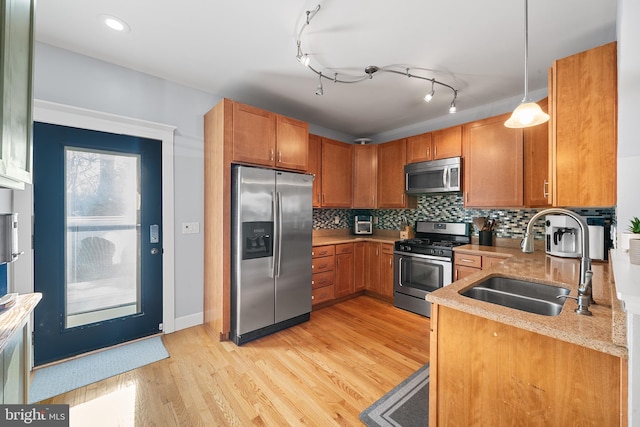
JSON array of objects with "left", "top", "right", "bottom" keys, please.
[
  {"left": 428, "top": 244, "right": 628, "bottom": 358},
  {"left": 0, "top": 293, "right": 42, "bottom": 353},
  {"left": 312, "top": 229, "right": 399, "bottom": 246}
]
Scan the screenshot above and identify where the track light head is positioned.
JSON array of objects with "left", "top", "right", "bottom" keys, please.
[
  {"left": 424, "top": 80, "right": 435, "bottom": 102},
  {"left": 315, "top": 73, "right": 324, "bottom": 96},
  {"left": 449, "top": 91, "right": 457, "bottom": 113}
]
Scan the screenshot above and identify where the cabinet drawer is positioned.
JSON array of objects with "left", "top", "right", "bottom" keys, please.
[
  {"left": 482, "top": 255, "right": 506, "bottom": 269},
  {"left": 312, "top": 271, "right": 334, "bottom": 289},
  {"left": 335, "top": 243, "right": 354, "bottom": 255},
  {"left": 312, "top": 285, "right": 334, "bottom": 305},
  {"left": 381, "top": 243, "right": 394, "bottom": 254},
  {"left": 454, "top": 254, "right": 482, "bottom": 269},
  {"left": 312, "top": 245, "right": 335, "bottom": 258},
  {"left": 312, "top": 255, "right": 334, "bottom": 273}
]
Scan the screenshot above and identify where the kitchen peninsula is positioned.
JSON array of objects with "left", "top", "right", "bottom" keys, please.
[{"left": 428, "top": 243, "right": 627, "bottom": 426}]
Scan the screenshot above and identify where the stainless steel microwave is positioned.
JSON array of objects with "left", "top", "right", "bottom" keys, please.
[{"left": 404, "top": 157, "right": 462, "bottom": 195}]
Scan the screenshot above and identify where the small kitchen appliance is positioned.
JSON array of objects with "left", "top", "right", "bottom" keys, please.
[
  {"left": 545, "top": 214, "right": 611, "bottom": 261},
  {"left": 353, "top": 215, "right": 373, "bottom": 235},
  {"left": 394, "top": 221, "right": 470, "bottom": 317}
]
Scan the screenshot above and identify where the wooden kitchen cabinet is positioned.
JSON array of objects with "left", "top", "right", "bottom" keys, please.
[
  {"left": 308, "top": 134, "right": 322, "bottom": 207},
  {"left": 352, "top": 144, "right": 377, "bottom": 208},
  {"left": 549, "top": 42, "right": 617, "bottom": 207},
  {"left": 334, "top": 243, "right": 355, "bottom": 298},
  {"left": 429, "top": 305, "right": 626, "bottom": 426},
  {"left": 231, "top": 101, "right": 308, "bottom": 172},
  {"left": 312, "top": 245, "right": 335, "bottom": 306},
  {"left": 406, "top": 132, "right": 433, "bottom": 163},
  {"left": 321, "top": 138, "right": 352, "bottom": 207},
  {"left": 463, "top": 113, "right": 524, "bottom": 208},
  {"left": 0, "top": 0, "right": 36, "bottom": 189},
  {"left": 453, "top": 253, "right": 506, "bottom": 281},
  {"left": 432, "top": 125, "right": 462, "bottom": 160},
  {"left": 379, "top": 244, "right": 395, "bottom": 299},
  {"left": 524, "top": 98, "right": 551, "bottom": 208},
  {"left": 276, "top": 115, "right": 308, "bottom": 171},
  {"left": 353, "top": 242, "right": 366, "bottom": 292},
  {"left": 377, "top": 138, "right": 416, "bottom": 208},
  {"left": 364, "top": 242, "right": 381, "bottom": 295}
]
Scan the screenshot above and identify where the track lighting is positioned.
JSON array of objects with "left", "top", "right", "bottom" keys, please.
[
  {"left": 296, "top": 5, "right": 459, "bottom": 114},
  {"left": 424, "top": 80, "right": 435, "bottom": 103},
  {"left": 315, "top": 73, "right": 323, "bottom": 96},
  {"left": 505, "top": 0, "right": 549, "bottom": 128}
]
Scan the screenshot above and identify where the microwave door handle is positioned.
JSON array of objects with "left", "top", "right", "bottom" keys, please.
[
  {"left": 405, "top": 172, "right": 409, "bottom": 192},
  {"left": 442, "top": 167, "right": 448, "bottom": 189}
]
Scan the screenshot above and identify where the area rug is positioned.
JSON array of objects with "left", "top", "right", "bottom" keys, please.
[
  {"left": 359, "top": 363, "right": 429, "bottom": 427},
  {"left": 29, "top": 336, "right": 169, "bottom": 403}
]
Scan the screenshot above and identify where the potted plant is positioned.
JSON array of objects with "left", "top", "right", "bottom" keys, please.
[
  {"left": 628, "top": 217, "right": 640, "bottom": 264},
  {"left": 620, "top": 216, "right": 640, "bottom": 254}
]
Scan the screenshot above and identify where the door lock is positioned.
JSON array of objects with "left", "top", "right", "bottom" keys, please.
[{"left": 151, "top": 248, "right": 160, "bottom": 255}]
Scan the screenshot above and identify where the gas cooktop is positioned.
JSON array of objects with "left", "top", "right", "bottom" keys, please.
[{"left": 394, "top": 221, "right": 471, "bottom": 258}]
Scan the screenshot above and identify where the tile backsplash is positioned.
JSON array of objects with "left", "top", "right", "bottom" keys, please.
[{"left": 313, "top": 193, "right": 616, "bottom": 241}]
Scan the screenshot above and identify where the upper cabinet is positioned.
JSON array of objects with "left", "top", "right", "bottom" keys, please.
[
  {"left": 308, "top": 134, "right": 322, "bottom": 208},
  {"left": 432, "top": 125, "right": 463, "bottom": 160},
  {"left": 321, "top": 138, "right": 352, "bottom": 207},
  {"left": 524, "top": 98, "right": 551, "bottom": 208},
  {"left": 377, "top": 138, "right": 416, "bottom": 209},
  {"left": 231, "top": 101, "right": 308, "bottom": 172},
  {"left": 463, "top": 113, "right": 524, "bottom": 208},
  {"left": 406, "top": 126, "right": 462, "bottom": 164},
  {"left": 549, "top": 42, "right": 617, "bottom": 207},
  {"left": 0, "top": 0, "right": 36, "bottom": 189},
  {"left": 352, "top": 144, "right": 377, "bottom": 208},
  {"left": 406, "top": 132, "right": 433, "bottom": 163}
]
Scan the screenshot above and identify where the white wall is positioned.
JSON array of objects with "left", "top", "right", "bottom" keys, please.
[{"left": 617, "top": 0, "right": 639, "bottom": 423}]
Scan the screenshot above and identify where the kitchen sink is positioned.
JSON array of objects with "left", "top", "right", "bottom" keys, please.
[{"left": 460, "top": 276, "right": 570, "bottom": 316}]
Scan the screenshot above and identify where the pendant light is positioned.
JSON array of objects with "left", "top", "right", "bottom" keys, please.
[{"left": 505, "top": 0, "right": 549, "bottom": 128}]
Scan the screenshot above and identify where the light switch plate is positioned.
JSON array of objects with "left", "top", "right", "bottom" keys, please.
[{"left": 182, "top": 222, "right": 200, "bottom": 234}]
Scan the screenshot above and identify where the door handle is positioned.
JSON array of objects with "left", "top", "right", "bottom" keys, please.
[{"left": 151, "top": 248, "right": 160, "bottom": 255}]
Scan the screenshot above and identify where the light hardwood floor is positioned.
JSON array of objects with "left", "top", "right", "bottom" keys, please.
[{"left": 41, "top": 296, "right": 430, "bottom": 426}]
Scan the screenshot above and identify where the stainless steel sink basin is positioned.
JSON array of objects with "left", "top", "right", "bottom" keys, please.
[{"left": 460, "top": 276, "right": 570, "bottom": 316}]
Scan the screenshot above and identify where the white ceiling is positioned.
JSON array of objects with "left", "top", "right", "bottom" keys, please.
[{"left": 34, "top": 0, "right": 616, "bottom": 139}]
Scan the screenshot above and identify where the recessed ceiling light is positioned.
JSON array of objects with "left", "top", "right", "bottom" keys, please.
[{"left": 98, "top": 14, "right": 130, "bottom": 32}]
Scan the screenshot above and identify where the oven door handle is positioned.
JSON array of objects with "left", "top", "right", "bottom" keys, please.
[{"left": 398, "top": 256, "right": 405, "bottom": 287}]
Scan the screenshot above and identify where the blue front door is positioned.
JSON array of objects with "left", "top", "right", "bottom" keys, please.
[{"left": 33, "top": 122, "right": 163, "bottom": 366}]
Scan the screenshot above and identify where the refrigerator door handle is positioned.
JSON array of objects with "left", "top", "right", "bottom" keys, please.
[
  {"left": 276, "top": 191, "right": 283, "bottom": 277},
  {"left": 270, "top": 191, "right": 278, "bottom": 279}
]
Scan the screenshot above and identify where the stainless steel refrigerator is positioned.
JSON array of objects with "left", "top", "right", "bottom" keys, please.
[{"left": 231, "top": 165, "right": 313, "bottom": 345}]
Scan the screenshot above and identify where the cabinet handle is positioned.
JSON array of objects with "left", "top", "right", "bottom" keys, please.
[
  {"left": 543, "top": 180, "right": 549, "bottom": 198},
  {"left": 434, "top": 145, "right": 437, "bottom": 158},
  {"left": 270, "top": 149, "right": 274, "bottom": 161},
  {"left": 312, "top": 280, "right": 315, "bottom": 285},
  {"left": 426, "top": 146, "right": 430, "bottom": 158},
  {"left": 454, "top": 269, "right": 458, "bottom": 281},
  {"left": 402, "top": 193, "right": 405, "bottom": 204},
  {"left": 376, "top": 247, "right": 379, "bottom": 256},
  {"left": 389, "top": 258, "right": 392, "bottom": 267},
  {"left": 278, "top": 151, "right": 282, "bottom": 162},
  {"left": 465, "top": 192, "right": 469, "bottom": 203},
  {"left": 460, "top": 258, "right": 475, "bottom": 263},
  {"left": 317, "top": 193, "right": 321, "bottom": 203}
]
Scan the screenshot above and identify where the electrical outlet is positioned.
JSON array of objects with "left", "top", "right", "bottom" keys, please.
[
  {"left": 334, "top": 216, "right": 340, "bottom": 224},
  {"left": 182, "top": 222, "right": 200, "bottom": 234},
  {"left": 374, "top": 216, "right": 379, "bottom": 225}
]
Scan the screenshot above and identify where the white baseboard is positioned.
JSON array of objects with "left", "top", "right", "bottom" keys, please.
[{"left": 172, "top": 312, "right": 203, "bottom": 332}]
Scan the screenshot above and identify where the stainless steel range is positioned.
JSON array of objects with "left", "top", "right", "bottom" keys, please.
[{"left": 394, "top": 221, "right": 470, "bottom": 317}]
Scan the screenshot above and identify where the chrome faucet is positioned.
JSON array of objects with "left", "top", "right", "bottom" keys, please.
[{"left": 522, "top": 208, "right": 593, "bottom": 316}]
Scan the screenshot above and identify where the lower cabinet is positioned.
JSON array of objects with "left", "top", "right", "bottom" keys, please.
[
  {"left": 380, "top": 244, "right": 395, "bottom": 299},
  {"left": 312, "top": 240, "right": 394, "bottom": 307},
  {"left": 334, "top": 243, "right": 355, "bottom": 298},
  {"left": 312, "top": 245, "right": 335, "bottom": 305},
  {"left": 453, "top": 252, "right": 507, "bottom": 281},
  {"left": 430, "top": 305, "right": 627, "bottom": 426}
]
